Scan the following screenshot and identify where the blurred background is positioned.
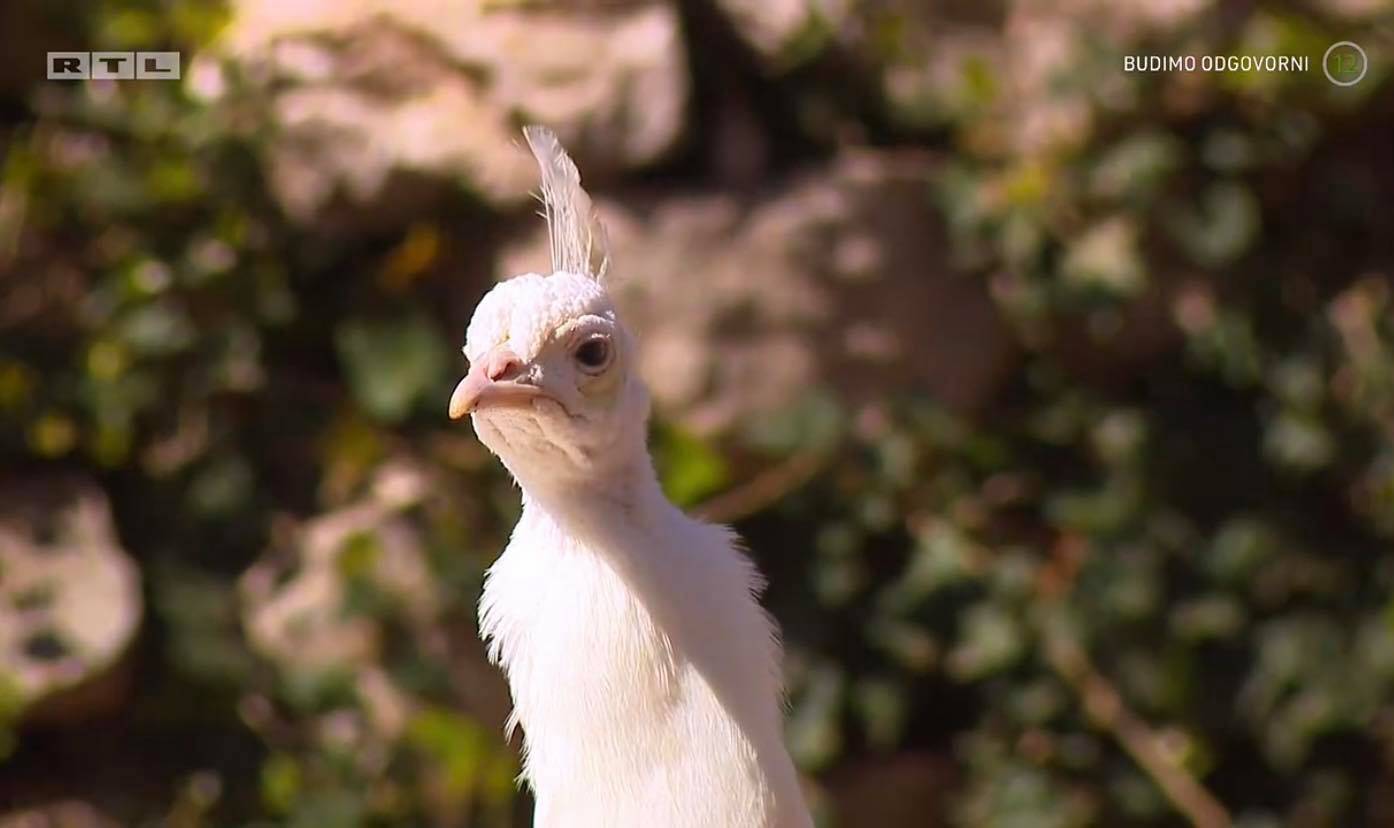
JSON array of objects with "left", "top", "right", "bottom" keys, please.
[{"left": 1, "top": 0, "right": 1392, "bottom": 825}]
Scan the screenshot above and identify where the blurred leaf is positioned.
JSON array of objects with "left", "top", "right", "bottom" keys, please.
[
  {"left": 883, "top": 520, "right": 977, "bottom": 609},
  {"left": 948, "top": 603, "right": 1025, "bottom": 681},
  {"left": 1171, "top": 594, "right": 1245, "bottom": 641},
  {"left": 1090, "top": 132, "right": 1184, "bottom": 201},
  {"left": 1166, "top": 182, "right": 1260, "bottom": 267},
  {"left": 261, "top": 753, "right": 303, "bottom": 815},
  {"left": 1207, "top": 518, "right": 1279, "bottom": 585},
  {"left": 852, "top": 677, "right": 907, "bottom": 749},
  {"left": 406, "top": 706, "right": 508, "bottom": 801},
  {"left": 653, "top": 424, "right": 729, "bottom": 507},
  {"left": 867, "top": 618, "right": 939, "bottom": 672},
  {"left": 1263, "top": 410, "right": 1335, "bottom": 472},
  {"left": 742, "top": 389, "right": 844, "bottom": 455},
  {"left": 1046, "top": 477, "right": 1141, "bottom": 536},
  {"left": 152, "top": 563, "right": 258, "bottom": 686},
  {"left": 379, "top": 224, "right": 441, "bottom": 293},
  {"left": 336, "top": 531, "right": 381, "bottom": 580},
  {"left": 280, "top": 668, "right": 358, "bottom": 715},
  {"left": 336, "top": 314, "right": 451, "bottom": 423},
  {"left": 0, "top": 673, "right": 25, "bottom": 760},
  {"left": 100, "top": 9, "right": 162, "bottom": 47},
  {"left": 118, "top": 301, "right": 196, "bottom": 356},
  {"left": 288, "top": 790, "right": 365, "bottom": 828},
  {"left": 1202, "top": 130, "right": 1256, "bottom": 174},
  {"left": 1061, "top": 216, "right": 1145, "bottom": 298},
  {"left": 786, "top": 663, "right": 844, "bottom": 769},
  {"left": 28, "top": 412, "right": 77, "bottom": 457},
  {"left": 187, "top": 454, "right": 255, "bottom": 517}
]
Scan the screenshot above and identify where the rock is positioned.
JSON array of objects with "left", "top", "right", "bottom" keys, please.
[
  {"left": 499, "top": 151, "right": 1015, "bottom": 435},
  {"left": 240, "top": 461, "right": 438, "bottom": 674},
  {"left": 713, "top": 0, "right": 851, "bottom": 65},
  {"left": 238, "top": 460, "right": 438, "bottom": 744},
  {"left": 0, "top": 478, "right": 141, "bottom": 723},
  {"left": 211, "top": 0, "right": 687, "bottom": 220},
  {"left": 853, "top": 1, "right": 1214, "bottom": 149}
]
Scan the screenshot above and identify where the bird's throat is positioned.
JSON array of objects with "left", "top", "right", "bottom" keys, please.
[{"left": 516, "top": 454, "right": 666, "bottom": 546}]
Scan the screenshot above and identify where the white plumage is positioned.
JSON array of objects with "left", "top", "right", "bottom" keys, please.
[
  {"left": 448, "top": 127, "right": 812, "bottom": 828},
  {"left": 524, "top": 125, "right": 610, "bottom": 282}
]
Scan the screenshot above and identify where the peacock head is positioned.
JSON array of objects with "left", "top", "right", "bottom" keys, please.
[
  {"left": 450, "top": 270, "right": 649, "bottom": 483},
  {"left": 448, "top": 127, "right": 650, "bottom": 487}
]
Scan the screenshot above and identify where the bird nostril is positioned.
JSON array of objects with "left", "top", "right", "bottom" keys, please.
[{"left": 486, "top": 351, "right": 524, "bottom": 382}]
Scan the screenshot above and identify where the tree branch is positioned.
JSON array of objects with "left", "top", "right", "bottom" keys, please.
[
  {"left": 1042, "top": 623, "right": 1232, "bottom": 828},
  {"left": 693, "top": 451, "right": 824, "bottom": 524}
]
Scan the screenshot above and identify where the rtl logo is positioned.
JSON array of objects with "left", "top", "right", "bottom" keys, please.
[{"left": 47, "top": 52, "right": 181, "bottom": 80}]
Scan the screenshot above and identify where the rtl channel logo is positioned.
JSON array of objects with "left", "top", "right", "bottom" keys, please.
[{"left": 47, "top": 52, "right": 181, "bottom": 80}]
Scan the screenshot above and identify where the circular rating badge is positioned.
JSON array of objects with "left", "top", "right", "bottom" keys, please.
[{"left": 1323, "top": 41, "right": 1368, "bottom": 87}]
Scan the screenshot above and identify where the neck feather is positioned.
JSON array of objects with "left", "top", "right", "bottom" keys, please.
[
  {"left": 485, "top": 444, "right": 812, "bottom": 827},
  {"left": 515, "top": 450, "right": 671, "bottom": 544}
]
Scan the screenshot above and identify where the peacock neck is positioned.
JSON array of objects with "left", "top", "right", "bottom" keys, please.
[
  {"left": 516, "top": 451, "right": 675, "bottom": 552},
  {"left": 493, "top": 450, "right": 813, "bottom": 828}
]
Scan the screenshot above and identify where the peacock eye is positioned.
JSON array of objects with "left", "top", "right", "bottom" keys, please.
[{"left": 573, "top": 335, "right": 613, "bottom": 374}]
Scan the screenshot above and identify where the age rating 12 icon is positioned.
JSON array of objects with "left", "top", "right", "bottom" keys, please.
[{"left": 1323, "top": 41, "right": 1368, "bottom": 87}]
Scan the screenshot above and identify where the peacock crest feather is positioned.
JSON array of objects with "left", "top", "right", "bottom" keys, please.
[{"left": 523, "top": 125, "right": 611, "bottom": 282}]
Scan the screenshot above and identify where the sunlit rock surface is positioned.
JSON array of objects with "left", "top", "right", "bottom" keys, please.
[
  {"left": 0, "top": 479, "right": 140, "bottom": 721},
  {"left": 212, "top": 0, "right": 687, "bottom": 219},
  {"left": 712, "top": 0, "right": 851, "bottom": 64}
]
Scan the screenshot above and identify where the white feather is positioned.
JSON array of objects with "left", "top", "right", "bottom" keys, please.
[
  {"left": 523, "top": 125, "right": 610, "bottom": 281},
  {"left": 480, "top": 472, "right": 812, "bottom": 828}
]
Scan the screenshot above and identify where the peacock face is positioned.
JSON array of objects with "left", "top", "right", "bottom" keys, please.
[{"left": 451, "top": 270, "right": 649, "bottom": 482}]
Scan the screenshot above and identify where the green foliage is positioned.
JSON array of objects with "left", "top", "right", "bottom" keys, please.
[
  {"left": 406, "top": 707, "right": 517, "bottom": 806},
  {"left": 758, "top": 7, "right": 1394, "bottom": 824},
  {"left": 652, "top": 422, "right": 730, "bottom": 507},
  {"left": 336, "top": 315, "right": 452, "bottom": 424}
]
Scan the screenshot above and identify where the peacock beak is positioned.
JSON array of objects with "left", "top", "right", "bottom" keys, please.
[{"left": 448, "top": 348, "right": 545, "bottom": 419}]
